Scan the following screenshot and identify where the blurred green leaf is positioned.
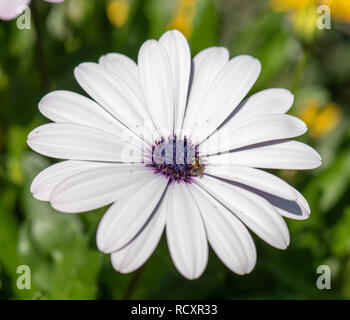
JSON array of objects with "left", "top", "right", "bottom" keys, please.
[
  {"left": 190, "top": 0, "right": 219, "bottom": 54},
  {"left": 318, "top": 149, "right": 350, "bottom": 213},
  {"left": 329, "top": 207, "right": 350, "bottom": 257},
  {"left": 49, "top": 241, "right": 102, "bottom": 300}
]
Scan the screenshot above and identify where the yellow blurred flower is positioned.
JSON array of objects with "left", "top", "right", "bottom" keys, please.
[
  {"left": 107, "top": 0, "right": 130, "bottom": 28},
  {"left": 323, "top": 0, "right": 350, "bottom": 23},
  {"left": 271, "top": 0, "right": 350, "bottom": 22},
  {"left": 270, "top": 0, "right": 350, "bottom": 40},
  {"left": 270, "top": 0, "right": 315, "bottom": 11},
  {"left": 299, "top": 100, "right": 341, "bottom": 138},
  {"left": 270, "top": 0, "right": 319, "bottom": 41},
  {"left": 167, "top": 0, "right": 198, "bottom": 38},
  {"left": 294, "top": 3, "right": 319, "bottom": 41}
]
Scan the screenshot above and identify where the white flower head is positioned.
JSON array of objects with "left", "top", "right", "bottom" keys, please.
[{"left": 27, "top": 30, "right": 321, "bottom": 280}]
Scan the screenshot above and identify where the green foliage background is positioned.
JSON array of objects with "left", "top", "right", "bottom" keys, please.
[{"left": 0, "top": 0, "right": 350, "bottom": 299}]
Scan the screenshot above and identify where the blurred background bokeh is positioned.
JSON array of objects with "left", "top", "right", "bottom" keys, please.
[{"left": 0, "top": 0, "right": 350, "bottom": 299}]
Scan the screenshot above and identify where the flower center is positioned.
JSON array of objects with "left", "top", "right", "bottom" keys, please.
[{"left": 148, "top": 135, "right": 204, "bottom": 183}]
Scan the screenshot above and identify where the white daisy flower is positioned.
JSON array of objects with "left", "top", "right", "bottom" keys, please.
[
  {"left": 0, "top": 0, "right": 64, "bottom": 21},
  {"left": 27, "top": 29, "right": 321, "bottom": 280}
]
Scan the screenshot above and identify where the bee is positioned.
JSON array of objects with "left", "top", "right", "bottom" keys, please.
[{"left": 190, "top": 158, "right": 205, "bottom": 177}]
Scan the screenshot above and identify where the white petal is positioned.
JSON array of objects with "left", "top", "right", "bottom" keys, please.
[
  {"left": 166, "top": 183, "right": 208, "bottom": 280},
  {"left": 0, "top": 0, "right": 30, "bottom": 20},
  {"left": 190, "top": 184, "right": 256, "bottom": 274},
  {"left": 39, "top": 90, "right": 126, "bottom": 138},
  {"left": 96, "top": 174, "right": 168, "bottom": 253},
  {"left": 50, "top": 164, "right": 149, "bottom": 213},
  {"left": 27, "top": 123, "right": 143, "bottom": 162},
  {"left": 204, "top": 164, "right": 296, "bottom": 201},
  {"left": 196, "top": 175, "right": 290, "bottom": 249},
  {"left": 232, "top": 88, "right": 294, "bottom": 123},
  {"left": 74, "top": 62, "right": 154, "bottom": 143},
  {"left": 252, "top": 186, "right": 311, "bottom": 220},
  {"left": 110, "top": 190, "right": 168, "bottom": 274},
  {"left": 202, "top": 114, "right": 307, "bottom": 155},
  {"left": 182, "top": 47, "right": 229, "bottom": 135},
  {"left": 31, "top": 160, "right": 111, "bottom": 201},
  {"left": 98, "top": 53, "right": 145, "bottom": 106},
  {"left": 159, "top": 30, "right": 191, "bottom": 133},
  {"left": 192, "top": 55, "right": 261, "bottom": 142},
  {"left": 138, "top": 40, "right": 174, "bottom": 136},
  {"left": 294, "top": 187, "right": 311, "bottom": 213},
  {"left": 204, "top": 140, "right": 322, "bottom": 170}
]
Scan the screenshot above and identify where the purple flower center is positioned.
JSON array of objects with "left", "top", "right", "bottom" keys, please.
[{"left": 148, "top": 135, "right": 203, "bottom": 183}]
